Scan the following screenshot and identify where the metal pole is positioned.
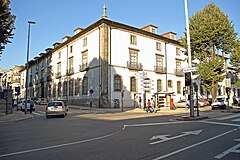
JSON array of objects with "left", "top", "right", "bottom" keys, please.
[
  {"left": 25, "top": 21, "right": 35, "bottom": 114},
  {"left": 184, "top": 0, "right": 194, "bottom": 117}
]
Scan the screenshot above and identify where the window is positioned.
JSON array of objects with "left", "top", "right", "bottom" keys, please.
[
  {"left": 129, "top": 49, "right": 138, "bottom": 65},
  {"left": 82, "top": 51, "right": 88, "bottom": 68},
  {"left": 69, "top": 79, "right": 74, "bottom": 96},
  {"left": 156, "top": 55, "right": 163, "bottom": 68},
  {"left": 83, "top": 37, "right": 87, "bottom": 47},
  {"left": 130, "top": 35, "right": 137, "bottom": 45},
  {"left": 53, "top": 83, "right": 56, "bottom": 98},
  {"left": 70, "top": 45, "right": 73, "bottom": 53},
  {"left": 68, "top": 57, "right": 74, "bottom": 74},
  {"left": 177, "top": 81, "right": 181, "bottom": 94},
  {"left": 151, "top": 28, "right": 156, "bottom": 33},
  {"left": 58, "top": 52, "right": 61, "bottom": 59},
  {"left": 130, "top": 77, "right": 136, "bottom": 92},
  {"left": 176, "top": 48, "right": 180, "bottom": 56},
  {"left": 57, "top": 81, "right": 61, "bottom": 97},
  {"left": 63, "top": 81, "right": 67, "bottom": 96},
  {"left": 114, "top": 75, "right": 122, "bottom": 91},
  {"left": 168, "top": 80, "right": 173, "bottom": 88},
  {"left": 82, "top": 76, "right": 88, "bottom": 95},
  {"left": 75, "top": 78, "right": 81, "bottom": 96},
  {"left": 57, "top": 62, "right": 61, "bottom": 73},
  {"left": 156, "top": 42, "right": 162, "bottom": 51},
  {"left": 157, "top": 79, "right": 163, "bottom": 92},
  {"left": 176, "top": 60, "right": 181, "bottom": 70}
]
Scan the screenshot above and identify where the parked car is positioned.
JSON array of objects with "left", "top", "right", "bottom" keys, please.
[
  {"left": 21, "top": 99, "right": 35, "bottom": 112},
  {"left": 46, "top": 101, "right": 68, "bottom": 118},
  {"left": 36, "top": 98, "right": 48, "bottom": 105},
  {"left": 187, "top": 99, "right": 205, "bottom": 108},
  {"left": 174, "top": 100, "right": 188, "bottom": 108},
  {"left": 211, "top": 96, "right": 227, "bottom": 110}
]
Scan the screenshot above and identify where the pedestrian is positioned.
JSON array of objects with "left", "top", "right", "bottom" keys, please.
[
  {"left": 146, "top": 99, "right": 153, "bottom": 113},
  {"left": 138, "top": 96, "right": 142, "bottom": 108}
]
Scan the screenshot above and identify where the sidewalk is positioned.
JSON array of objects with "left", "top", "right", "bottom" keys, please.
[
  {"left": 0, "top": 105, "right": 239, "bottom": 124},
  {"left": 0, "top": 109, "right": 33, "bottom": 124}
]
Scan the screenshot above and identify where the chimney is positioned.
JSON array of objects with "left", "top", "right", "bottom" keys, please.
[
  {"left": 162, "top": 32, "right": 177, "bottom": 40},
  {"left": 142, "top": 25, "right": 158, "bottom": 34},
  {"left": 74, "top": 27, "right": 84, "bottom": 35},
  {"left": 45, "top": 48, "right": 52, "bottom": 53},
  {"left": 53, "top": 42, "right": 61, "bottom": 49},
  {"left": 62, "top": 35, "right": 71, "bottom": 42}
]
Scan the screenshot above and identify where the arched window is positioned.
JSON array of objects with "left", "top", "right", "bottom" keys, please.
[
  {"left": 69, "top": 78, "right": 74, "bottom": 96},
  {"left": 57, "top": 81, "right": 61, "bottom": 98},
  {"left": 82, "top": 76, "right": 88, "bottom": 95},
  {"left": 177, "top": 81, "right": 181, "bottom": 94},
  {"left": 75, "top": 78, "right": 81, "bottom": 96},
  {"left": 114, "top": 75, "right": 122, "bottom": 91},
  {"left": 168, "top": 80, "right": 173, "bottom": 88}
]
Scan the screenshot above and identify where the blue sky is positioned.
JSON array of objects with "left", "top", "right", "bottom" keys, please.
[{"left": 1, "top": 0, "right": 239, "bottom": 69}]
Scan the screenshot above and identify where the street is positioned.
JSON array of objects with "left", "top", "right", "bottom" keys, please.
[{"left": 0, "top": 105, "right": 239, "bottom": 160}]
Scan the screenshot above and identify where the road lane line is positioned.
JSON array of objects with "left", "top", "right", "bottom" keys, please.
[
  {"left": 0, "top": 131, "right": 121, "bottom": 158},
  {"left": 201, "top": 121, "right": 240, "bottom": 127},
  {"left": 123, "top": 121, "right": 189, "bottom": 129},
  {"left": 232, "top": 118, "right": 240, "bottom": 122},
  {"left": 152, "top": 128, "right": 238, "bottom": 160},
  {"left": 215, "top": 114, "right": 240, "bottom": 120}
]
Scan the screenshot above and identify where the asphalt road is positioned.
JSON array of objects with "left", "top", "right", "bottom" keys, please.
[{"left": 0, "top": 105, "right": 239, "bottom": 160}]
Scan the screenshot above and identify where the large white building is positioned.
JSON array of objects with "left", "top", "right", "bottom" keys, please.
[{"left": 10, "top": 7, "right": 239, "bottom": 108}]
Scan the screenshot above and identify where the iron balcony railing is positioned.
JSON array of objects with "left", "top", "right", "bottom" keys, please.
[{"left": 127, "top": 61, "right": 143, "bottom": 71}]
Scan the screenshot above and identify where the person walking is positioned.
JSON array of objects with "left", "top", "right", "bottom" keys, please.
[{"left": 138, "top": 96, "right": 142, "bottom": 108}]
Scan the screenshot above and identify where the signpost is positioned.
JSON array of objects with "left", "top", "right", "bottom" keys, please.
[{"left": 89, "top": 89, "right": 93, "bottom": 107}]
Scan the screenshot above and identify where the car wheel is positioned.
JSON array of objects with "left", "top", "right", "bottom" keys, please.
[
  {"left": 46, "top": 115, "right": 50, "bottom": 118},
  {"left": 62, "top": 114, "right": 65, "bottom": 118}
]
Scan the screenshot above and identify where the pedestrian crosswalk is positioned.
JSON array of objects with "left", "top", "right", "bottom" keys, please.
[{"left": 214, "top": 114, "right": 240, "bottom": 122}]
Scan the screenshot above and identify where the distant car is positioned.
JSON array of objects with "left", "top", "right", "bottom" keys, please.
[
  {"left": 46, "top": 101, "right": 68, "bottom": 118},
  {"left": 36, "top": 98, "right": 48, "bottom": 105},
  {"left": 57, "top": 99, "right": 69, "bottom": 111},
  {"left": 174, "top": 100, "right": 188, "bottom": 108},
  {"left": 21, "top": 99, "right": 35, "bottom": 111},
  {"left": 211, "top": 96, "right": 227, "bottom": 110},
  {"left": 187, "top": 99, "right": 205, "bottom": 108}
]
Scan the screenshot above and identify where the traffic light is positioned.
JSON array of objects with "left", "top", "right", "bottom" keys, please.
[{"left": 185, "top": 72, "right": 192, "bottom": 86}]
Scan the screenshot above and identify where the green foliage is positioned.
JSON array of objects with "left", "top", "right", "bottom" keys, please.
[
  {"left": 0, "top": 0, "right": 16, "bottom": 54},
  {"left": 198, "top": 57, "right": 225, "bottom": 92},
  {"left": 230, "top": 39, "right": 240, "bottom": 72}
]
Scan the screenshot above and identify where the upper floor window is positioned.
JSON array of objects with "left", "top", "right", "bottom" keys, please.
[
  {"left": 70, "top": 45, "right": 73, "bottom": 53},
  {"left": 82, "top": 51, "right": 88, "bottom": 66},
  {"left": 68, "top": 57, "right": 74, "bottom": 73},
  {"left": 151, "top": 28, "right": 156, "bottom": 33},
  {"left": 130, "top": 77, "right": 136, "bottom": 92},
  {"left": 156, "top": 55, "right": 163, "bottom": 68},
  {"left": 129, "top": 49, "right": 138, "bottom": 65},
  {"left": 114, "top": 75, "right": 122, "bottom": 91},
  {"left": 83, "top": 37, "right": 87, "bottom": 47},
  {"left": 176, "top": 48, "right": 180, "bottom": 56},
  {"left": 156, "top": 42, "right": 162, "bottom": 51},
  {"left": 57, "top": 62, "right": 61, "bottom": 73},
  {"left": 58, "top": 52, "right": 61, "bottom": 59},
  {"left": 176, "top": 60, "right": 181, "bottom": 69},
  {"left": 130, "top": 35, "right": 137, "bottom": 45}
]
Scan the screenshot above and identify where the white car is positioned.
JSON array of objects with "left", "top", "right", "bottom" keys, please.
[
  {"left": 21, "top": 99, "right": 35, "bottom": 111},
  {"left": 211, "top": 96, "right": 227, "bottom": 110}
]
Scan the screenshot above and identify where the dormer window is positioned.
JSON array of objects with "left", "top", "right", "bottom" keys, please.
[
  {"left": 130, "top": 35, "right": 137, "bottom": 45},
  {"left": 151, "top": 28, "right": 156, "bottom": 33}
]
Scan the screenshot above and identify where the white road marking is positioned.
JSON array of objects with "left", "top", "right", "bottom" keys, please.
[
  {"left": 0, "top": 131, "right": 121, "bottom": 158},
  {"left": 150, "top": 130, "right": 202, "bottom": 145},
  {"left": 215, "top": 139, "right": 240, "bottom": 159},
  {"left": 201, "top": 121, "right": 240, "bottom": 127},
  {"left": 232, "top": 118, "right": 240, "bottom": 122},
  {"left": 123, "top": 121, "right": 189, "bottom": 129},
  {"left": 152, "top": 128, "right": 238, "bottom": 160},
  {"left": 215, "top": 114, "right": 240, "bottom": 120}
]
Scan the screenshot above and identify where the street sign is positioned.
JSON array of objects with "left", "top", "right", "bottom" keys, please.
[
  {"left": 182, "top": 66, "right": 199, "bottom": 73},
  {"left": 135, "top": 71, "right": 147, "bottom": 78},
  {"left": 89, "top": 89, "right": 93, "bottom": 94}
]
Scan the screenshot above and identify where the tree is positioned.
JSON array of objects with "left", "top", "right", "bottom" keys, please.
[
  {"left": 182, "top": 3, "right": 237, "bottom": 101},
  {"left": 0, "top": 0, "right": 16, "bottom": 55},
  {"left": 230, "top": 39, "right": 240, "bottom": 72}
]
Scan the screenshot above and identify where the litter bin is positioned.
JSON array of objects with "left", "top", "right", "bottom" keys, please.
[{"left": 114, "top": 99, "right": 120, "bottom": 108}]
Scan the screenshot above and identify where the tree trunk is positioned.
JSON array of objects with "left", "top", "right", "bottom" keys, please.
[{"left": 211, "top": 45, "right": 217, "bottom": 101}]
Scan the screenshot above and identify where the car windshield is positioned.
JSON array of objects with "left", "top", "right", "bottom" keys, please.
[
  {"left": 48, "top": 102, "right": 63, "bottom": 107},
  {"left": 216, "top": 97, "right": 225, "bottom": 102}
]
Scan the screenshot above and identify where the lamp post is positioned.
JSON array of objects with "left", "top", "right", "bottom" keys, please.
[
  {"left": 25, "top": 21, "right": 36, "bottom": 114},
  {"left": 184, "top": 0, "right": 194, "bottom": 117}
]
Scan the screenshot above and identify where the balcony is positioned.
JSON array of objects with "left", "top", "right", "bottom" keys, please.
[
  {"left": 127, "top": 61, "right": 143, "bottom": 71},
  {"left": 55, "top": 72, "right": 61, "bottom": 79},
  {"left": 66, "top": 68, "right": 74, "bottom": 75},
  {"left": 174, "top": 69, "right": 184, "bottom": 77},
  {"left": 79, "top": 64, "right": 89, "bottom": 72},
  {"left": 154, "top": 66, "right": 166, "bottom": 74}
]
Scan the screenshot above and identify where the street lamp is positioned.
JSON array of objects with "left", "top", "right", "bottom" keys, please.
[{"left": 25, "top": 21, "right": 36, "bottom": 114}]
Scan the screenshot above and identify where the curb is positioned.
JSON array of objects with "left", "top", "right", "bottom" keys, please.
[
  {"left": 0, "top": 114, "right": 33, "bottom": 124},
  {"left": 176, "top": 116, "right": 209, "bottom": 121}
]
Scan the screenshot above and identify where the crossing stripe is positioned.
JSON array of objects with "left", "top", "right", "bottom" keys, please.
[
  {"left": 215, "top": 114, "right": 240, "bottom": 120},
  {"left": 232, "top": 118, "right": 240, "bottom": 122}
]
